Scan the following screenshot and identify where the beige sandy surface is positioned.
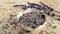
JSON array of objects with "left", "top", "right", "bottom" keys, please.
[{"left": 0, "top": 0, "right": 60, "bottom": 34}]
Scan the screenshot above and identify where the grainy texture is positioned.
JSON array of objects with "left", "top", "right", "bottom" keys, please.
[{"left": 0, "top": 0, "right": 60, "bottom": 34}]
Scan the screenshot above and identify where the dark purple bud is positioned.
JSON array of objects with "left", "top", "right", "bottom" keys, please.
[
  {"left": 13, "top": 5, "right": 20, "bottom": 7},
  {"left": 28, "top": 2, "right": 41, "bottom": 7},
  {"left": 28, "top": 5, "right": 33, "bottom": 8},
  {"left": 50, "top": 8, "right": 53, "bottom": 11},
  {"left": 40, "top": 2, "right": 53, "bottom": 11},
  {"left": 40, "top": 2, "right": 48, "bottom": 8},
  {"left": 20, "top": 5, "right": 28, "bottom": 10},
  {"left": 35, "top": 7, "right": 41, "bottom": 10},
  {"left": 41, "top": 6, "right": 45, "bottom": 10},
  {"left": 51, "top": 13, "right": 55, "bottom": 16}
]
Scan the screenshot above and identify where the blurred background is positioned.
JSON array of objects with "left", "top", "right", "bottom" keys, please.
[{"left": 0, "top": 0, "right": 60, "bottom": 34}]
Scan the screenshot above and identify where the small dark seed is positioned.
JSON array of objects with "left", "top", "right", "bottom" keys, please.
[
  {"left": 10, "top": 23, "right": 13, "bottom": 25},
  {"left": 28, "top": 6, "right": 33, "bottom": 8},
  {"left": 56, "top": 19, "right": 60, "bottom": 21},
  {"left": 13, "top": 5, "right": 20, "bottom": 7},
  {"left": 50, "top": 8, "right": 53, "bottom": 11},
  {"left": 6, "top": 24, "right": 9, "bottom": 27},
  {"left": 0, "top": 22, "right": 1, "bottom": 23},
  {"left": 20, "top": 5, "right": 28, "bottom": 10},
  {"left": 42, "top": 6, "right": 45, "bottom": 10},
  {"left": 51, "top": 13, "right": 55, "bottom": 16}
]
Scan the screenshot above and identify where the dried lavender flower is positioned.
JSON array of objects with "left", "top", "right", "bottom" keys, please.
[{"left": 18, "top": 9, "right": 45, "bottom": 29}]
